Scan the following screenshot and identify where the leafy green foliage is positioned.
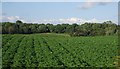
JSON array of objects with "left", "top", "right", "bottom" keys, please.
[
  {"left": 2, "top": 34, "right": 118, "bottom": 68},
  {"left": 2, "top": 20, "right": 119, "bottom": 36}
]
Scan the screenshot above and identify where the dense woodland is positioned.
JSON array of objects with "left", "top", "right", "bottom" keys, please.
[{"left": 1, "top": 20, "right": 120, "bottom": 36}]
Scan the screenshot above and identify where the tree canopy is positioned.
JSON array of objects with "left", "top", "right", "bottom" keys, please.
[{"left": 1, "top": 20, "right": 119, "bottom": 36}]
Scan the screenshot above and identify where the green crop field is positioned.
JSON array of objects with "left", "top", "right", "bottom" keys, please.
[{"left": 2, "top": 33, "right": 118, "bottom": 68}]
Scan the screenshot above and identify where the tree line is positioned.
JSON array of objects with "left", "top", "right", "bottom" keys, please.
[{"left": 1, "top": 20, "right": 119, "bottom": 36}]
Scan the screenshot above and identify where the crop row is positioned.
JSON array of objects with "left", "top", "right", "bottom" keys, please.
[
  {"left": 2, "top": 35, "right": 24, "bottom": 68},
  {"left": 2, "top": 34, "right": 118, "bottom": 67},
  {"left": 34, "top": 36, "right": 59, "bottom": 67}
]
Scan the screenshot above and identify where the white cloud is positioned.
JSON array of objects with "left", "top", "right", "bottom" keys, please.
[
  {"left": 38, "top": 17, "right": 113, "bottom": 25},
  {"left": 1, "top": 16, "right": 115, "bottom": 24},
  {"left": 80, "top": 18, "right": 105, "bottom": 23},
  {"left": 0, "top": 16, "right": 38, "bottom": 23},
  {"left": 7, "top": 16, "right": 19, "bottom": 21},
  {"left": 1, "top": 16, "right": 20, "bottom": 22},
  {"left": 80, "top": 0, "right": 112, "bottom": 9},
  {"left": 58, "top": 18, "right": 80, "bottom": 24}
]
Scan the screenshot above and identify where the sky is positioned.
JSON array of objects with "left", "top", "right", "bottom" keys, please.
[
  {"left": 1, "top": 0, "right": 119, "bottom": 2},
  {"left": 1, "top": 0, "right": 119, "bottom": 24}
]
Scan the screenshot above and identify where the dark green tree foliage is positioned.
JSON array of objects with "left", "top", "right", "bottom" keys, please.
[
  {"left": 2, "top": 20, "right": 119, "bottom": 36},
  {"left": 0, "top": 23, "right": 2, "bottom": 34}
]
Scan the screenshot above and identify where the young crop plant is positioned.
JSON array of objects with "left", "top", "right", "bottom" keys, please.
[{"left": 2, "top": 34, "right": 118, "bottom": 68}]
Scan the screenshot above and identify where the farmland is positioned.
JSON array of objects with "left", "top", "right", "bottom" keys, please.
[{"left": 2, "top": 33, "right": 118, "bottom": 68}]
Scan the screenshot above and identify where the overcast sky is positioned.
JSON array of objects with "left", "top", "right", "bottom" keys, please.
[{"left": 1, "top": 0, "right": 119, "bottom": 24}]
